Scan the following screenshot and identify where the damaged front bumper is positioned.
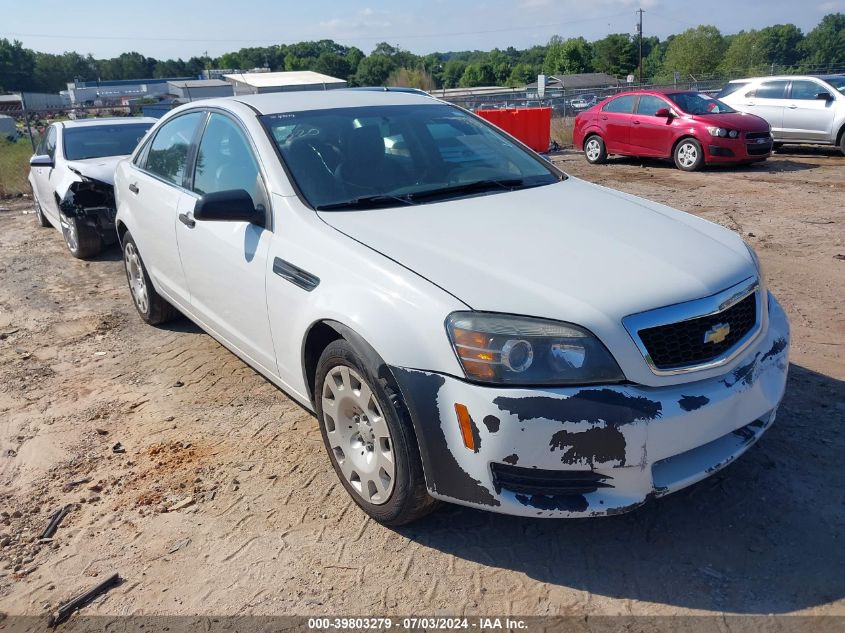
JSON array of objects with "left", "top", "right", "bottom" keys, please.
[
  {"left": 59, "top": 178, "right": 118, "bottom": 244},
  {"left": 392, "top": 292, "right": 790, "bottom": 518}
]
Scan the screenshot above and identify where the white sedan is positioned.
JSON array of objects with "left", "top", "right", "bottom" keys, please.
[
  {"left": 114, "top": 91, "right": 789, "bottom": 525},
  {"left": 28, "top": 117, "right": 156, "bottom": 258}
]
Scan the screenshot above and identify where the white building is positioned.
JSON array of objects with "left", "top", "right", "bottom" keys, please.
[{"left": 224, "top": 71, "right": 347, "bottom": 95}]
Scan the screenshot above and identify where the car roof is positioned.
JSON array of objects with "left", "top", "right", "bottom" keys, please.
[
  {"left": 197, "top": 90, "right": 440, "bottom": 115},
  {"left": 727, "top": 75, "right": 831, "bottom": 83},
  {"left": 61, "top": 117, "right": 158, "bottom": 129}
]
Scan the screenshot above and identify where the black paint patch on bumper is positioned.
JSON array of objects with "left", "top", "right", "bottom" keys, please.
[
  {"left": 494, "top": 388, "right": 662, "bottom": 425},
  {"left": 549, "top": 427, "right": 627, "bottom": 466},
  {"left": 678, "top": 394, "right": 709, "bottom": 411},
  {"left": 390, "top": 368, "right": 500, "bottom": 507},
  {"left": 515, "top": 492, "right": 589, "bottom": 512}
]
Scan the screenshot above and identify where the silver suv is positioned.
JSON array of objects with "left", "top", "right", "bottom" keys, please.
[{"left": 717, "top": 75, "right": 845, "bottom": 155}]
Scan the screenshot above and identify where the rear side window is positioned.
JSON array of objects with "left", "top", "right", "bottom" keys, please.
[
  {"left": 143, "top": 112, "right": 204, "bottom": 186},
  {"left": 749, "top": 81, "right": 788, "bottom": 99},
  {"left": 602, "top": 95, "right": 635, "bottom": 113},
  {"left": 636, "top": 95, "right": 669, "bottom": 116},
  {"left": 790, "top": 80, "right": 827, "bottom": 100},
  {"left": 716, "top": 82, "right": 749, "bottom": 99}
]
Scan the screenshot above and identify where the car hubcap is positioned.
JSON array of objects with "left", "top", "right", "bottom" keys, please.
[
  {"left": 678, "top": 143, "right": 697, "bottom": 167},
  {"left": 61, "top": 214, "right": 78, "bottom": 252},
  {"left": 124, "top": 243, "right": 149, "bottom": 314},
  {"left": 585, "top": 139, "right": 601, "bottom": 161},
  {"left": 321, "top": 365, "right": 395, "bottom": 505}
]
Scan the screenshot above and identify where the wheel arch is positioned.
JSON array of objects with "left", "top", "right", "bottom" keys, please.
[
  {"left": 116, "top": 219, "right": 129, "bottom": 246},
  {"left": 672, "top": 134, "right": 701, "bottom": 155},
  {"left": 835, "top": 121, "right": 845, "bottom": 147},
  {"left": 582, "top": 129, "right": 604, "bottom": 149}
]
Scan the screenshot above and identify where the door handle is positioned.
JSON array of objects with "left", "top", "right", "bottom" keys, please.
[
  {"left": 633, "top": 120, "right": 641, "bottom": 124},
  {"left": 178, "top": 212, "right": 196, "bottom": 228},
  {"left": 601, "top": 116, "right": 608, "bottom": 120},
  {"left": 128, "top": 183, "right": 139, "bottom": 194},
  {"left": 788, "top": 104, "right": 798, "bottom": 109}
]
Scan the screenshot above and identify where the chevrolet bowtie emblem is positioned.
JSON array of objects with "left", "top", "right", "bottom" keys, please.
[{"left": 703, "top": 323, "right": 731, "bottom": 345}]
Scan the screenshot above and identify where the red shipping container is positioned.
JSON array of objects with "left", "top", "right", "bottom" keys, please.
[{"left": 474, "top": 107, "right": 551, "bottom": 153}]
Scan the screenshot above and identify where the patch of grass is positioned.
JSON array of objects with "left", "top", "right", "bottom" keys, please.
[
  {"left": 551, "top": 116, "right": 574, "bottom": 148},
  {"left": 0, "top": 137, "right": 33, "bottom": 198}
]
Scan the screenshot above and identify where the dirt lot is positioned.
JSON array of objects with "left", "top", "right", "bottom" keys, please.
[{"left": 0, "top": 148, "right": 843, "bottom": 621}]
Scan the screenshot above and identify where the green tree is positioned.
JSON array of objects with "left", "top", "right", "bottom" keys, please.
[
  {"left": 660, "top": 26, "right": 726, "bottom": 79},
  {"left": 718, "top": 31, "right": 768, "bottom": 75},
  {"left": 758, "top": 24, "right": 804, "bottom": 67},
  {"left": 441, "top": 60, "right": 468, "bottom": 88},
  {"left": 313, "top": 52, "right": 351, "bottom": 80},
  {"left": 507, "top": 62, "right": 537, "bottom": 87},
  {"left": 543, "top": 36, "right": 592, "bottom": 75},
  {"left": 354, "top": 55, "right": 395, "bottom": 86},
  {"left": 800, "top": 13, "right": 845, "bottom": 68},
  {"left": 0, "top": 39, "right": 36, "bottom": 92},
  {"left": 459, "top": 62, "right": 495, "bottom": 87},
  {"left": 591, "top": 34, "right": 636, "bottom": 77}
]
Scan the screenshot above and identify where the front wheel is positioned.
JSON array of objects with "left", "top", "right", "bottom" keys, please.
[
  {"left": 60, "top": 211, "right": 102, "bottom": 258},
  {"left": 122, "top": 233, "right": 179, "bottom": 325},
  {"left": 583, "top": 135, "right": 607, "bottom": 164},
  {"left": 314, "top": 339, "right": 437, "bottom": 526},
  {"left": 839, "top": 134, "right": 845, "bottom": 157},
  {"left": 674, "top": 138, "right": 704, "bottom": 171}
]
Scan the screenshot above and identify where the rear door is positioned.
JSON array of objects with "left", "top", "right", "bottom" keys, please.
[
  {"left": 740, "top": 80, "right": 789, "bottom": 138},
  {"left": 175, "top": 111, "right": 278, "bottom": 375},
  {"left": 599, "top": 95, "right": 637, "bottom": 153},
  {"left": 782, "top": 79, "right": 836, "bottom": 142},
  {"left": 124, "top": 111, "right": 205, "bottom": 307},
  {"left": 630, "top": 95, "right": 676, "bottom": 157}
]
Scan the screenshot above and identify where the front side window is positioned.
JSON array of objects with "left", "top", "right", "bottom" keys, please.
[
  {"left": 667, "top": 93, "right": 735, "bottom": 115},
  {"left": 261, "top": 103, "right": 561, "bottom": 210},
  {"left": 602, "top": 95, "right": 635, "bottom": 113},
  {"left": 716, "top": 82, "right": 749, "bottom": 99},
  {"left": 636, "top": 95, "right": 670, "bottom": 116},
  {"left": 144, "top": 112, "right": 204, "bottom": 186},
  {"left": 193, "top": 113, "right": 264, "bottom": 207},
  {"left": 751, "top": 81, "right": 789, "bottom": 100},
  {"left": 825, "top": 76, "right": 845, "bottom": 95},
  {"left": 790, "top": 80, "right": 828, "bottom": 100},
  {"left": 63, "top": 123, "right": 153, "bottom": 161},
  {"left": 41, "top": 126, "right": 57, "bottom": 159}
]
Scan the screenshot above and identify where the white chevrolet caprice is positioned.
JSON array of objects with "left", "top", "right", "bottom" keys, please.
[{"left": 114, "top": 91, "right": 789, "bottom": 525}]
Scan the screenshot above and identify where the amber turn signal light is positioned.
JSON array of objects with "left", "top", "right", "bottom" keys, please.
[{"left": 454, "top": 403, "right": 476, "bottom": 452}]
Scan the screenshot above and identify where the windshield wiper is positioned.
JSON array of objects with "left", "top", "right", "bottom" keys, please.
[
  {"left": 404, "top": 178, "right": 544, "bottom": 202},
  {"left": 315, "top": 193, "right": 417, "bottom": 211}
]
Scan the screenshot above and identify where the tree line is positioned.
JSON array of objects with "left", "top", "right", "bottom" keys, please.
[{"left": 1, "top": 13, "right": 843, "bottom": 94}]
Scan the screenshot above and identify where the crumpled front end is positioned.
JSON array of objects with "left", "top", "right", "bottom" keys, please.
[
  {"left": 391, "top": 293, "right": 790, "bottom": 518},
  {"left": 59, "top": 177, "right": 118, "bottom": 245}
]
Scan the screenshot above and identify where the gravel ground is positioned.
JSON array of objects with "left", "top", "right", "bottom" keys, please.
[{"left": 0, "top": 147, "right": 843, "bottom": 621}]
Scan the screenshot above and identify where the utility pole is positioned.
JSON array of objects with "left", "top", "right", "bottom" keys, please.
[{"left": 636, "top": 8, "right": 644, "bottom": 85}]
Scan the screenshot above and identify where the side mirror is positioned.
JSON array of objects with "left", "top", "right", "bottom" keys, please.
[
  {"left": 193, "top": 189, "right": 262, "bottom": 224},
  {"left": 30, "top": 154, "right": 54, "bottom": 168},
  {"left": 655, "top": 108, "right": 671, "bottom": 118},
  {"left": 816, "top": 92, "right": 833, "bottom": 101}
]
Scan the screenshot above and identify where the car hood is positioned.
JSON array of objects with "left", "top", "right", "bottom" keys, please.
[
  {"left": 64, "top": 155, "right": 127, "bottom": 187},
  {"left": 689, "top": 111, "right": 770, "bottom": 131},
  {"left": 318, "top": 178, "right": 755, "bottom": 326}
]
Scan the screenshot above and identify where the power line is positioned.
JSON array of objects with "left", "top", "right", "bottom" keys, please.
[{"left": 0, "top": 12, "right": 631, "bottom": 45}]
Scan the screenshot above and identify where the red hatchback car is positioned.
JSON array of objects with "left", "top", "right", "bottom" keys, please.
[{"left": 573, "top": 90, "right": 773, "bottom": 171}]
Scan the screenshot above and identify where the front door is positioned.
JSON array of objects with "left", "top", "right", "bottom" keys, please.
[
  {"left": 630, "top": 95, "right": 676, "bottom": 157},
  {"left": 782, "top": 80, "right": 836, "bottom": 142},
  {"left": 175, "top": 112, "right": 278, "bottom": 376},
  {"left": 599, "top": 95, "right": 637, "bottom": 153},
  {"left": 32, "top": 125, "right": 61, "bottom": 224},
  {"left": 741, "top": 80, "right": 789, "bottom": 138}
]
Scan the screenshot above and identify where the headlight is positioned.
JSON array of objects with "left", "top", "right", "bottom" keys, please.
[
  {"left": 728, "top": 129, "right": 739, "bottom": 138},
  {"left": 445, "top": 312, "right": 625, "bottom": 386},
  {"left": 706, "top": 126, "right": 728, "bottom": 137}
]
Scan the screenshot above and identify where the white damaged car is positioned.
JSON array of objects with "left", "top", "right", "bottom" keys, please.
[
  {"left": 29, "top": 117, "right": 156, "bottom": 258},
  {"left": 113, "top": 91, "right": 789, "bottom": 525}
]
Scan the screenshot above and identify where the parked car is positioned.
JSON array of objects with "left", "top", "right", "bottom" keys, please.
[
  {"left": 573, "top": 90, "right": 773, "bottom": 170},
  {"left": 115, "top": 92, "right": 789, "bottom": 525},
  {"left": 717, "top": 75, "right": 845, "bottom": 155},
  {"left": 569, "top": 94, "right": 598, "bottom": 110},
  {"left": 28, "top": 117, "right": 157, "bottom": 258}
]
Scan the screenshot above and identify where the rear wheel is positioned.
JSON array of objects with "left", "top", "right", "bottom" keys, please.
[
  {"left": 839, "top": 133, "right": 845, "bottom": 157},
  {"left": 60, "top": 211, "right": 102, "bottom": 258},
  {"left": 314, "top": 339, "right": 437, "bottom": 526},
  {"left": 122, "top": 233, "right": 179, "bottom": 325},
  {"left": 674, "top": 138, "right": 704, "bottom": 171},
  {"left": 33, "top": 198, "right": 51, "bottom": 228},
  {"left": 583, "top": 135, "right": 607, "bottom": 164}
]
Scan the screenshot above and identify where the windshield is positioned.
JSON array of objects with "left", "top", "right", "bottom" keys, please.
[
  {"left": 825, "top": 76, "right": 845, "bottom": 95},
  {"left": 261, "top": 104, "right": 561, "bottom": 210},
  {"left": 667, "top": 92, "right": 736, "bottom": 115},
  {"left": 63, "top": 123, "right": 153, "bottom": 161}
]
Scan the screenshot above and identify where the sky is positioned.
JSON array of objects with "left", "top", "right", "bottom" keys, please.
[{"left": 2, "top": 0, "right": 844, "bottom": 59}]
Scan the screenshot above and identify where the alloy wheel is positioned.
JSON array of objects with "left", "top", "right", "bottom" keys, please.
[
  {"left": 321, "top": 365, "right": 395, "bottom": 505},
  {"left": 124, "top": 242, "right": 149, "bottom": 315},
  {"left": 677, "top": 142, "right": 698, "bottom": 168},
  {"left": 585, "top": 138, "right": 601, "bottom": 162}
]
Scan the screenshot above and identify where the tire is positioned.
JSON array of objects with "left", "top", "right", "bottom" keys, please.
[
  {"left": 673, "top": 138, "right": 704, "bottom": 171},
  {"left": 314, "top": 339, "right": 437, "bottom": 526},
  {"left": 772, "top": 142, "right": 784, "bottom": 152},
  {"left": 59, "top": 211, "right": 102, "bottom": 258},
  {"left": 839, "top": 133, "right": 845, "bottom": 157},
  {"left": 122, "top": 232, "right": 179, "bottom": 325},
  {"left": 33, "top": 197, "right": 51, "bottom": 228},
  {"left": 583, "top": 134, "right": 607, "bottom": 164}
]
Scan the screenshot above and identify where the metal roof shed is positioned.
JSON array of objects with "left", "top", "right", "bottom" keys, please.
[
  {"left": 224, "top": 71, "right": 347, "bottom": 96},
  {"left": 167, "top": 80, "right": 234, "bottom": 100}
]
